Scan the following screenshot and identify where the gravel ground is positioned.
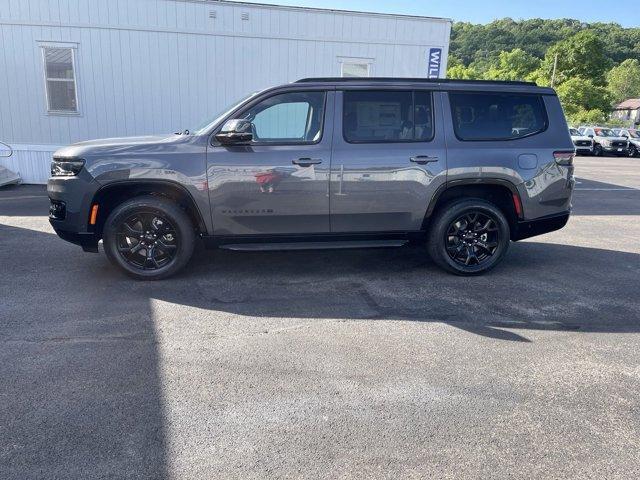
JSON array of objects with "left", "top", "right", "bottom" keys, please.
[{"left": 1, "top": 156, "right": 639, "bottom": 479}]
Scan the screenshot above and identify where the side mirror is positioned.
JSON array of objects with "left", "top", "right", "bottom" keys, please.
[
  {"left": 0, "top": 141, "right": 12, "bottom": 158},
  {"left": 588, "top": 134, "right": 594, "bottom": 138},
  {"left": 215, "top": 119, "right": 253, "bottom": 145},
  {"left": 622, "top": 134, "right": 629, "bottom": 138}
]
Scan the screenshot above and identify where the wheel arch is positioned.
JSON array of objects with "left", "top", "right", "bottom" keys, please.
[
  {"left": 90, "top": 180, "right": 207, "bottom": 238},
  {"left": 424, "top": 179, "right": 523, "bottom": 240}
]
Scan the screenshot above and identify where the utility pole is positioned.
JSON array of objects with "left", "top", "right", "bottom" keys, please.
[{"left": 551, "top": 52, "right": 559, "bottom": 88}]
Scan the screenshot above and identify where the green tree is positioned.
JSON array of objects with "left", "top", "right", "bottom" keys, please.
[
  {"left": 484, "top": 49, "right": 541, "bottom": 81},
  {"left": 536, "top": 31, "right": 610, "bottom": 86},
  {"left": 449, "top": 19, "right": 640, "bottom": 69},
  {"left": 446, "top": 60, "right": 480, "bottom": 80},
  {"left": 566, "top": 108, "right": 608, "bottom": 125},
  {"left": 606, "top": 59, "right": 640, "bottom": 103},
  {"left": 556, "top": 77, "right": 612, "bottom": 116},
  {"left": 449, "top": 18, "right": 584, "bottom": 66}
]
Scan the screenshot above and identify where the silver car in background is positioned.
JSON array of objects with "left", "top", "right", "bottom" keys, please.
[
  {"left": 580, "top": 126, "right": 629, "bottom": 156},
  {"left": 613, "top": 128, "right": 640, "bottom": 157},
  {"left": 569, "top": 127, "right": 594, "bottom": 155}
]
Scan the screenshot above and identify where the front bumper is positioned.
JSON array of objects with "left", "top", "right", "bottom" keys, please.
[
  {"left": 47, "top": 170, "right": 101, "bottom": 252},
  {"left": 574, "top": 146, "right": 593, "bottom": 154},
  {"left": 512, "top": 211, "right": 570, "bottom": 241},
  {"left": 573, "top": 141, "right": 593, "bottom": 154},
  {"left": 601, "top": 144, "right": 628, "bottom": 154}
]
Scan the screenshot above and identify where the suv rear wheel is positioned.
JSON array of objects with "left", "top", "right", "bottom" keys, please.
[
  {"left": 427, "top": 199, "right": 511, "bottom": 275},
  {"left": 103, "top": 196, "right": 195, "bottom": 280}
]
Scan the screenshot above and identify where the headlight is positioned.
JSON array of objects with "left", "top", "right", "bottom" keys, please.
[{"left": 51, "top": 157, "right": 85, "bottom": 177}]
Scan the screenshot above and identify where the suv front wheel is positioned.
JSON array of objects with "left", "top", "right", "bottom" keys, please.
[
  {"left": 593, "top": 144, "right": 603, "bottom": 156},
  {"left": 103, "top": 196, "right": 195, "bottom": 280},
  {"left": 427, "top": 199, "right": 511, "bottom": 275}
]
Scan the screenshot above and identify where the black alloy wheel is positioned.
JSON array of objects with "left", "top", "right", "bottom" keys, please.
[
  {"left": 116, "top": 212, "right": 179, "bottom": 270},
  {"left": 445, "top": 211, "right": 499, "bottom": 267},
  {"left": 427, "top": 199, "right": 511, "bottom": 275},
  {"left": 103, "top": 196, "right": 195, "bottom": 280},
  {"left": 628, "top": 144, "right": 638, "bottom": 157}
]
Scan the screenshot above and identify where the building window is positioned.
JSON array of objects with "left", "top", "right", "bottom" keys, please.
[
  {"left": 338, "top": 57, "right": 373, "bottom": 78},
  {"left": 42, "top": 47, "right": 78, "bottom": 113},
  {"left": 342, "top": 62, "right": 370, "bottom": 78}
]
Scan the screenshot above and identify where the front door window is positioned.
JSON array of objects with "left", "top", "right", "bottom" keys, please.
[{"left": 241, "top": 91, "right": 326, "bottom": 144}]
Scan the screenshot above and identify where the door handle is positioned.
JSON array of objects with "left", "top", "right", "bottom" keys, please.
[
  {"left": 410, "top": 155, "right": 439, "bottom": 164},
  {"left": 293, "top": 158, "right": 322, "bottom": 166}
]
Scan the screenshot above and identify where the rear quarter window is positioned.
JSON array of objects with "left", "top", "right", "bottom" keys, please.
[{"left": 449, "top": 92, "right": 548, "bottom": 141}]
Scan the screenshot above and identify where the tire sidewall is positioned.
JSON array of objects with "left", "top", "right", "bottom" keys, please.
[
  {"left": 103, "top": 197, "right": 195, "bottom": 280},
  {"left": 430, "top": 200, "right": 510, "bottom": 275},
  {"left": 594, "top": 144, "right": 603, "bottom": 156}
]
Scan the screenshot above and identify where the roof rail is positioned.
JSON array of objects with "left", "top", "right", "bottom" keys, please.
[{"left": 295, "top": 77, "right": 537, "bottom": 86}]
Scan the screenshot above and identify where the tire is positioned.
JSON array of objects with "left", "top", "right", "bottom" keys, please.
[
  {"left": 427, "top": 199, "right": 511, "bottom": 276},
  {"left": 103, "top": 195, "right": 195, "bottom": 280},
  {"left": 593, "top": 144, "right": 603, "bottom": 157},
  {"left": 628, "top": 145, "right": 638, "bottom": 157}
]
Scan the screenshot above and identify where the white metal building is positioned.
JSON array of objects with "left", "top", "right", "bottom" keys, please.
[{"left": 0, "top": 0, "right": 451, "bottom": 183}]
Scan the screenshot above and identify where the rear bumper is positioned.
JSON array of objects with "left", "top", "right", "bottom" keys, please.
[{"left": 512, "top": 211, "right": 570, "bottom": 241}]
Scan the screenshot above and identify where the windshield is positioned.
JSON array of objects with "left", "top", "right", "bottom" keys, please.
[
  {"left": 569, "top": 128, "right": 580, "bottom": 136},
  {"left": 191, "top": 92, "right": 259, "bottom": 134},
  {"left": 594, "top": 128, "right": 617, "bottom": 137}
]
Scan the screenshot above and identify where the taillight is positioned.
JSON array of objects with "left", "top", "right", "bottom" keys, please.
[
  {"left": 512, "top": 193, "right": 523, "bottom": 218},
  {"left": 554, "top": 151, "right": 574, "bottom": 166}
]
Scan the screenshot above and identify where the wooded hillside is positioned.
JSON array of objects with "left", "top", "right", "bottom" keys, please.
[{"left": 448, "top": 19, "right": 640, "bottom": 124}]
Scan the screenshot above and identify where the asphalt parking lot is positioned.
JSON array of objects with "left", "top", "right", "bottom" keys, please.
[{"left": 1, "top": 156, "right": 639, "bottom": 479}]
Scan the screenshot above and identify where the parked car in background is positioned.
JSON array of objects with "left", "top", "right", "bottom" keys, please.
[
  {"left": 569, "top": 127, "right": 593, "bottom": 155},
  {"left": 580, "top": 127, "right": 629, "bottom": 156},
  {"left": 47, "top": 78, "right": 575, "bottom": 279},
  {"left": 613, "top": 128, "right": 640, "bottom": 157}
]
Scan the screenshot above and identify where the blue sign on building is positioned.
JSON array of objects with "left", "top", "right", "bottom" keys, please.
[{"left": 427, "top": 48, "right": 442, "bottom": 78}]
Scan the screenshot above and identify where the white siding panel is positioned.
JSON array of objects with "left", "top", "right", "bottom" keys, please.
[
  {"left": 0, "top": 145, "right": 57, "bottom": 184},
  {"left": 0, "top": 0, "right": 450, "bottom": 183}
]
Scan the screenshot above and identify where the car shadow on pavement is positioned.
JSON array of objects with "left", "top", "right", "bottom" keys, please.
[
  {"left": 1, "top": 221, "right": 639, "bottom": 478},
  {"left": 166, "top": 240, "right": 639, "bottom": 341}
]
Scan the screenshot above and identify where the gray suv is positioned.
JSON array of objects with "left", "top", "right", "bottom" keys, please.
[{"left": 48, "top": 78, "right": 575, "bottom": 279}]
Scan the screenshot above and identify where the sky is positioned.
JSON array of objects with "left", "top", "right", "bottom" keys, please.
[{"left": 242, "top": 0, "right": 640, "bottom": 28}]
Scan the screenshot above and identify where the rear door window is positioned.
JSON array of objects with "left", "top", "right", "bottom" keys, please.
[
  {"left": 343, "top": 90, "right": 434, "bottom": 143},
  {"left": 449, "top": 92, "right": 547, "bottom": 141}
]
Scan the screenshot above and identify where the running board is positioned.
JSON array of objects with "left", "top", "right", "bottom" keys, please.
[{"left": 220, "top": 239, "right": 408, "bottom": 251}]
